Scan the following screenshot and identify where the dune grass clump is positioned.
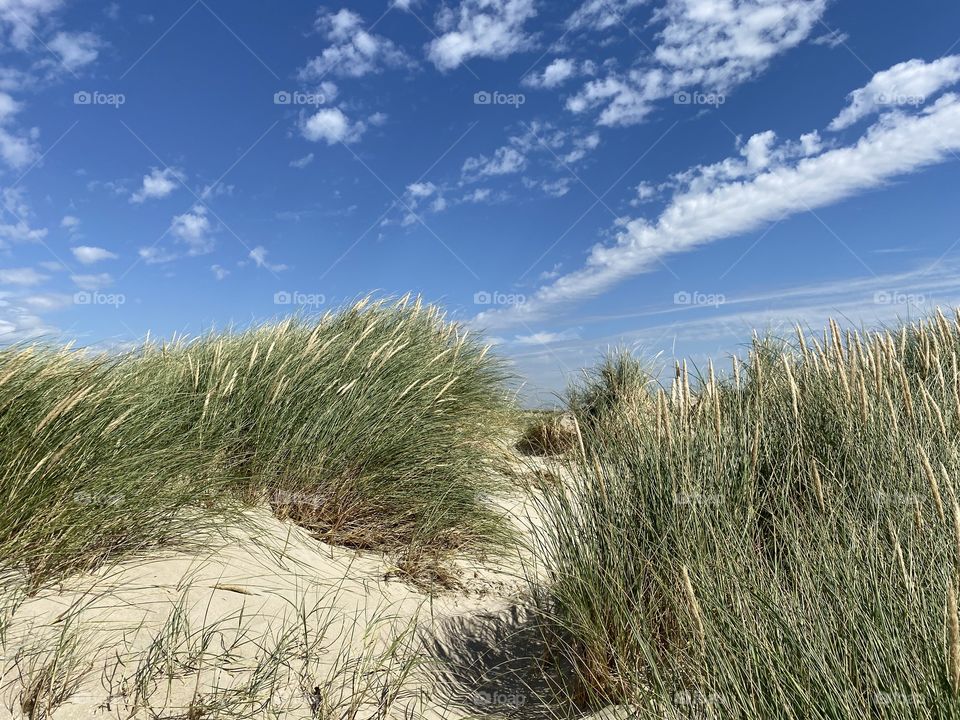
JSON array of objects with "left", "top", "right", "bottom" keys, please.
[
  {"left": 0, "top": 296, "right": 513, "bottom": 588},
  {"left": 567, "top": 348, "right": 656, "bottom": 437},
  {"left": 533, "top": 311, "right": 960, "bottom": 717},
  {"left": 515, "top": 411, "right": 579, "bottom": 456}
]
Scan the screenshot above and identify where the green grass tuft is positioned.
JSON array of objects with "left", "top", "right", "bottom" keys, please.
[{"left": 0, "top": 296, "right": 514, "bottom": 588}]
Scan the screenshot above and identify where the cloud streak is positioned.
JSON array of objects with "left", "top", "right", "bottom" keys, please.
[{"left": 478, "top": 85, "right": 960, "bottom": 328}]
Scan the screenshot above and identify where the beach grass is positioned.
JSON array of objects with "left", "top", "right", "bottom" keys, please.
[
  {"left": 531, "top": 312, "right": 960, "bottom": 717},
  {"left": 0, "top": 295, "right": 514, "bottom": 589}
]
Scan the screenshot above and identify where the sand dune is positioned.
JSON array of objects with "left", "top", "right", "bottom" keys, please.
[{"left": 0, "top": 489, "right": 559, "bottom": 720}]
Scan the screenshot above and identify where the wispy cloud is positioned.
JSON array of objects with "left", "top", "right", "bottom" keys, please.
[
  {"left": 0, "top": 267, "right": 48, "bottom": 286},
  {"left": 829, "top": 55, "right": 960, "bottom": 130},
  {"left": 565, "top": 0, "right": 827, "bottom": 126},
  {"left": 478, "top": 83, "right": 960, "bottom": 328},
  {"left": 290, "top": 152, "right": 314, "bottom": 169},
  {"left": 249, "top": 245, "right": 288, "bottom": 272}
]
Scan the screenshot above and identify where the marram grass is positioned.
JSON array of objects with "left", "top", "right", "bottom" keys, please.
[
  {"left": 0, "top": 296, "right": 513, "bottom": 588},
  {"left": 532, "top": 311, "right": 960, "bottom": 718}
]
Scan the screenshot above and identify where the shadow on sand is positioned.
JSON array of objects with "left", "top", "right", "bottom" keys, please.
[{"left": 423, "top": 603, "right": 592, "bottom": 720}]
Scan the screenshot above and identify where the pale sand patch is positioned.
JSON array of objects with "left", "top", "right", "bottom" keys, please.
[{"left": 0, "top": 487, "right": 560, "bottom": 720}]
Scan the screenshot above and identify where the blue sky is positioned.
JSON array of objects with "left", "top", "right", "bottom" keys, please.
[{"left": 2, "top": 0, "right": 960, "bottom": 402}]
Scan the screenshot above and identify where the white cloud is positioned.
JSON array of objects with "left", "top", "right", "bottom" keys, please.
[
  {"left": 539, "top": 263, "right": 562, "bottom": 280},
  {"left": 0, "top": 91, "right": 38, "bottom": 168},
  {"left": 811, "top": 29, "right": 848, "bottom": 48},
  {"left": 299, "top": 8, "right": 411, "bottom": 80},
  {"left": 561, "top": 131, "right": 600, "bottom": 163},
  {"left": 0, "top": 187, "right": 46, "bottom": 245},
  {"left": 60, "top": 214, "right": 80, "bottom": 229},
  {"left": 462, "top": 146, "right": 526, "bottom": 180},
  {"left": 211, "top": 264, "right": 229, "bottom": 280},
  {"left": 0, "top": 218, "right": 45, "bottom": 245},
  {"left": 566, "top": 0, "right": 648, "bottom": 31},
  {"left": 71, "top": 245, "right": 117, "bottom": 264},
  {"left": 138, "top": 247, "right": 178, "bottom": 265},
  {"left": 566, "top": 73, "right": 656, "bottom": 126},
  {"left": 0, "top": 291, "right": 56, "bottom": 341},
  {"left": 300, "top": 107, "right": 367, "bottom": 144},
  {"left": 249, "top": 245, "right": 288, "bottom": 272},
  {"left": 829, "top": 55, "right": 960, "bottom": 130},
  {"left": 20, "top": 292, "right": 70, "bottom": 311},
  {"left": 427, "top": 0, "right": 537, "bottom": 71},
  {"left": 539, "top": 177, "right": 574, "bottom": 197},
  {"left": 632, "top": 181, "right": 657, "bottom": 205},
  {"left": 477, "top": 90, "right": 960, "bottom": 327},
  {"left": 651, "top": 0, "right": 826, "bottom": 87},
  {"left": 171, "top": 205, "right": 214, "bottom": 255},
  {"left": 0, "top": 267, "right": 47, "bottom": 285},
  {"left": 0, "top": 0, "right": 64, "bottom": 51},
  {"left": 406, "top": 181, "right": 436, "bottom": 198},
  {"left": 130, "top": 167, "right": 182, "bottom": 203},
  {"left": 199, "top": 182, "right": 233, "bottom": 201},
  {"left": 514, "top": 328, "right": 580, "bottom": 345},
  {"left": 46, "top": 30, "right": 101, "bottom": 71},
  {"left": 462, "top": 187, "right": 492, "bottom": 202},
  {"left": 398, "top": 181, "right": 445, "bottom": 226},
  {"left": 0, "top": 91, "right": 19, "bottom": 121},
  {"left": 290, "top": 152, "right": 314, "bottom": 168},
  {"left": 71, "top": 272, "right": 111, "bottom": 291},
  {"left": 0, "top": 126, "right": 37, "bottom": 168},
  {"left": 523, "top": 57, "right": 577, "bottom": 89},
  {"left": 0, "top": 68, "right": 27, "bottom": 92},
  {"left": 567, "top": 0, "right": 827, "bottom": 126}
]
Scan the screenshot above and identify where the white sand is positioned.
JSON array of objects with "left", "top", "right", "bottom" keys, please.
[{"left": 0, "top": 487, "right": 559, "bottom": 720}]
